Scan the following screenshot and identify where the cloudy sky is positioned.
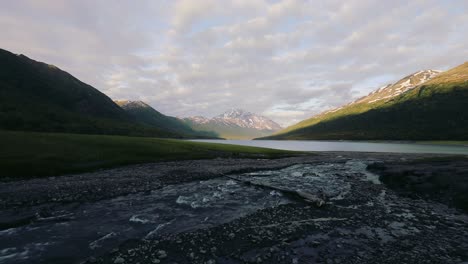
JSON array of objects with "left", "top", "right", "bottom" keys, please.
[{"left": 2, "top": 0, "right": 468, "bottom": 126}]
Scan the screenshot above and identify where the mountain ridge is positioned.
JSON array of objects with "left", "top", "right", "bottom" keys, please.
[
  {"left": 0, "top": 48, "right": 212, "bottom": 138},
  {"left": 115, "top": 100, "right": 219, "bottom": 138},
  {"left": 183, "top": 109, "right": 282, "bottom": 139},
  {"left": 260, "top": 62, "right": 468, "bottom": 140},
  {"left": 315, "top": 69, "right": 441, "bottom": 119}
]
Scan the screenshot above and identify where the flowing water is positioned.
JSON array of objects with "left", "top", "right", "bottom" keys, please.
[
  {"left": 191, "top": 139, "right": 468, "bottom": 155},
  {"left": 0, "top": 161, "right": 381, "bottom": 264}
]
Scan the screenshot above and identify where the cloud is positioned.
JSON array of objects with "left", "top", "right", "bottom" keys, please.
[{"left": 1, "top": 0, "right": 467, "bottom": 126}]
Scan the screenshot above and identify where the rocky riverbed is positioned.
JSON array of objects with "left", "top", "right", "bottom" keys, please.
[{"left": 0, "top": 152, "right": 467, "bottom": 264}]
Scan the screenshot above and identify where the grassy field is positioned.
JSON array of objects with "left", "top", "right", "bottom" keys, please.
[{"left": 0, "top": 130, "right": 303, "bottom": 179}]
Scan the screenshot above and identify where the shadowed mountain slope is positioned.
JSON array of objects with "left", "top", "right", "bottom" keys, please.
[
  {"left": 261, "top": 63, "right": 468, "bottom": 140},
  {"left": 0, "top": 48, "right": 212, "bottom": 138}
]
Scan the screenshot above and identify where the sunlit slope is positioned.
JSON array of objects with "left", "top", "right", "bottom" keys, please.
[{"left": 261, "top": 62, "right": 468, "bottom": 140}]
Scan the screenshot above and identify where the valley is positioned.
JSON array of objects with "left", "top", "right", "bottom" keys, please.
[
  {"left": 1, "top": 14, "right": 468, "bottom": 263},
  {"left": 183, "top": 109, "right": 282, "bottom": 139}
]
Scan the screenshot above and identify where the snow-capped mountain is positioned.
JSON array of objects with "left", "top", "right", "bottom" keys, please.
[
  {"left": 183, "top": 109, "right": 282, "bottom": 139},
  {"left": 319, "top": 69, "right": 441, "bottom": 116},
  {"left": 114, "top": 100, "right": 151, "bottom": 109},
  {"left": 354, "top": 69, "right": 441, "bottom": 104},
  {"left": 213, "top": 109, "right": 282, "bottom": 130},
  {"left": 263, "top": 62, "right": 468, "bottom": 140},
  {"left": 113, "top": 100, "right": 218, "bottom": 138}
]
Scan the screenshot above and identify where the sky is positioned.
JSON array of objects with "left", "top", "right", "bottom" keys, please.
[{"left": 1, "top": 0, "right": 468, "bottom": 126}]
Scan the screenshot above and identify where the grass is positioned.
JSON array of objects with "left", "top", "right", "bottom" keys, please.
[{"left": 0, "top": 130, "right": 303, "bottom": 180}]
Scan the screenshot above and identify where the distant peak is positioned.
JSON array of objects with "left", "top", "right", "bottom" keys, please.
[
  {"left": 114, "top": 100, "right": 149, "bottom": 108},
  {"left": 219, "top": 108, "right": 251, "bottom": 118},
  {"left": 225, "top": 108, "right": 246, "bottom": 113},
  {"left": 187, "top": 109, "right": 282, "bottom": 131}
]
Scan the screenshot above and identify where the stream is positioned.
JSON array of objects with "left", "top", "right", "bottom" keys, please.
[{"left": 1, "top": 160, "right": 466, "bottom": 264}]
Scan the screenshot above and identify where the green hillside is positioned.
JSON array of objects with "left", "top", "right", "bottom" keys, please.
[
  {"left": 261, "top": 62, "right": 468, "bottom": 140},
  {"left": 0, "top": 48, "right": 201, "bottom": 138},
  {"left": 115, "top": 100, "right": 219, "bottom": 138}
]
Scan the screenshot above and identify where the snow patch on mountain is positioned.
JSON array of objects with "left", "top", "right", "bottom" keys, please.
[
  {"left": 358, "top": 69, "right": 441, "bottom": 104},
  {"left": 114, "top": 100, "right": 150, "bottom": 109},
  {"left": 318, "top": 69, "right": 441, "bottom": 117},
  {"left": 185, "top": 109, "right": 282, "bottom": 131}
]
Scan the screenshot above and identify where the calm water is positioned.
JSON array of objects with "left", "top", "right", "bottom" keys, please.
[{"left": 192, "top": 140, "right": 468, "bottom": 155}]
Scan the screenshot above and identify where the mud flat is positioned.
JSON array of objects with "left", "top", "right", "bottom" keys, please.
[{"left": 0, "top": 152, "right": 467, "bottom": 264}]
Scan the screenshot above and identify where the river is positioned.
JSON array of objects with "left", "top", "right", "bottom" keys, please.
[{"left": 192, "top": 139, "right": 468, "bottom": 155}]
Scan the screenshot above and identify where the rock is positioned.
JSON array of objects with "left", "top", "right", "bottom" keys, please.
[
  {"left": 114, "top": 257, "right": 125, "bottom": 264},
  {"left": 157, "top": 250, "right": 167, "bottom": 258},
  {"left": 295, "top": 190, "right": 325, "bottom": 207}
]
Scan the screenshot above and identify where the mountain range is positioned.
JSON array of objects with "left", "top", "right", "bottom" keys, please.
[
  {"left": 261, "top": 62, "right": 468, "bottom": 140},
  {"left": 115, "top": 100, "right": 218, "bottom": 138},
  {"left": 2, "top": 46, "right": 467, "bottom": 141},
  {"left": 0, "top": 48, "right": 215, "bottom": 139},
  {"left": 183, "top": 109, "right": 282, "bottom": 139}
]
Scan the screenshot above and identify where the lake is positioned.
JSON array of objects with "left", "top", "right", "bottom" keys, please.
[{"left": 192, "top": 140, "right": 468, "bottom": 155}]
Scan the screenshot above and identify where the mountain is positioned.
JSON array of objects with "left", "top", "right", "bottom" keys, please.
[
  {"left": 349, "top": 69, "right": 441, "bottom": 105},
  {"left": 261, "top": 63, "right": 468, "bottom": 140},
  {"left": 0, "top": 48, "right": 206, "bottom": 138},
  {"left": 115, "top": 100, "right": 218, "bottom": 138},
  {"left": 183, "top": 109, "right": 282, "bottom": 139}
]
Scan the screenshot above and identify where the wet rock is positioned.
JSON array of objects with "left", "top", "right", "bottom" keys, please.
[
  {"left": 157, "top": 250, "right": 167, "bottom": 259},
  {"left": 113, "top": 257, "right": 125, "bottom": 264},
  {"left": 296, "top": 191, "right": 325, "bottom": 207},
  {"left": 3, "top": 153, "right": 468, "bottom": 264}
]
